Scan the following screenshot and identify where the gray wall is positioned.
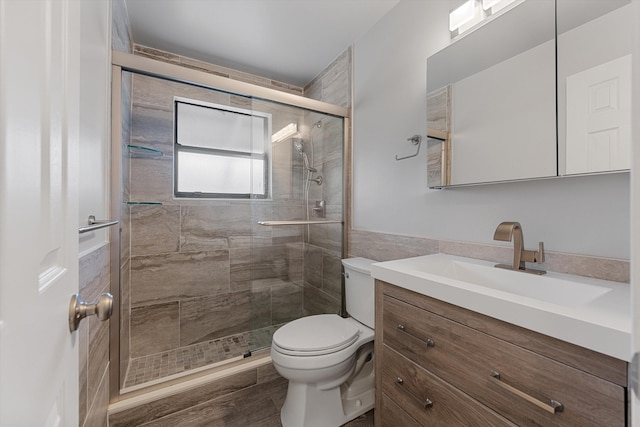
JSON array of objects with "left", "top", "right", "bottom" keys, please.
[{"left": 352, "top": 0, "right": 630, "bottom": 260}]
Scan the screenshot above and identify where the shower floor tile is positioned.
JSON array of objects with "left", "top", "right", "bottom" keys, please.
[{"left": 124, "top": 324, "right": 282, "bottom": 389}]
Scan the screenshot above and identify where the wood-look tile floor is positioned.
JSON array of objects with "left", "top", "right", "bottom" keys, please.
[
  {"left": 138, "top": 376, "right": 374, "bottom": 427},
  {"left": 342, "top": 410, "right": 375, "bottom": 426}
]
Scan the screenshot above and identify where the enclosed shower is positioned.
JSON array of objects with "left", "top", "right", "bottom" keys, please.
[{"left": 112, "top": 57, "right": 347, "bottom": 395}]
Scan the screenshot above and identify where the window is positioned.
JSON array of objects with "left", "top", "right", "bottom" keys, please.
[{"left": 174, "top": 98, "right": 271, "bottom": 199}]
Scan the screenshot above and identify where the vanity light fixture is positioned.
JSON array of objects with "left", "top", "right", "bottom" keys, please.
[
  {"left": 450, "top": 0, "right": 522, "bottom": 38},
  {"left": 482, "top": 0, "right": 501, "bottom": 10},
  {"left": 449, "top": 0, "right": 480, "bottom": 33},
  {"left": 272, "top": 122, "right": 298, "bottom": 143},
  {"left": 482, "top": 0, "right": 519, "bottom": 15}
]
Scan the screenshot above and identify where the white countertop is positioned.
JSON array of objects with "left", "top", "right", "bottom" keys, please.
[{"left": 370, "top": 254, "right": 631, "bottom": 361}]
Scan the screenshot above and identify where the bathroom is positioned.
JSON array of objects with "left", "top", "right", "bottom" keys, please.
[{"left": 0, "top": 0, "right": 638, "bottom": 426}]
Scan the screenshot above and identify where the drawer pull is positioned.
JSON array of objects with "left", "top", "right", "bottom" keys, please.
[
  {"left": 394, "top": 375, "right": 433, "bottom": 410},
  {"left": 397, "top": 323, "right": 435, "bottom": 348},
  {"left": 490, "top": 371, "right": 564, "bottom": 414}
]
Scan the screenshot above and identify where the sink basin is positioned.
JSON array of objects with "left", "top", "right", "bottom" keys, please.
[
  {"left": 370, "top": 253, "right": 630, "bottom": 360},
  {"left": 407, "top": 256, "right": 611, "bottom": 307}
]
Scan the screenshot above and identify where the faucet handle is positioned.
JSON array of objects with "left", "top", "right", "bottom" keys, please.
[{"left": 534, "top": 242, "right": 545, "bottom": 263}]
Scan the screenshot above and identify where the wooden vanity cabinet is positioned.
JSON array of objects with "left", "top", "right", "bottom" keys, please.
[{"left": 374, "top": 280, "right": 628, "bottom": 426}]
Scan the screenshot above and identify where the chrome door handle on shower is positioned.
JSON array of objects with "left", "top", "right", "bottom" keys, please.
[{"left": 68, "top": 292, "right": 113, "bottom": 332}]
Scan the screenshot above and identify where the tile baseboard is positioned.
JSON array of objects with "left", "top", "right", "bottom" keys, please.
[{"left": 349, "top": 229, "right": 629, "bottom": 283}]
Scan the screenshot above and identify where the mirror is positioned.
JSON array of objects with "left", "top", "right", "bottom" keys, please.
[
  {"left": 557, "top": 0, "right": 632, "bottom": 176},
  {"left": 427, "top": 0, "right": 556, "bottom": 187},
  {"left": 427, "top": 0, "right": 633, "bottom": 188}
]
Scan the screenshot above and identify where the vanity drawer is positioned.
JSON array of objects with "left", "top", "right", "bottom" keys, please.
[
  {"left": 382, "top": 295, "right": 626, "bottom": 426},
  {"left": 381, "top": 345, "right": 516, "bottom": 426},
  {"left": 380, "top": 393, "right": 422, "bottom": 427}
]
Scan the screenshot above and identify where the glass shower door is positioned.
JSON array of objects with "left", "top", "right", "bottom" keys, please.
[
  {"left": 115, "top": 65, "right": 346, "bottom": 393},
  {"left": 248, "top": 98, "right": 346, "bottom": 355}
]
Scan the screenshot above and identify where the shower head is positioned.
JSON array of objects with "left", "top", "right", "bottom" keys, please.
[
  {"left": 292, "top": 139, "right": 317, "bottom": 172},
  {"left": 292, "top": 139, "right": 304, "bottom": 155}
]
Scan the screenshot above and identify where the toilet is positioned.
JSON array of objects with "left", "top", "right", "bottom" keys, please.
[{"left": 271, "top": 257, "right": 376, "bottom": 427}]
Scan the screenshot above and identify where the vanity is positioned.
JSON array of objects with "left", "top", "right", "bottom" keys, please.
[
  {"left": 370, "top": 254, "right": 630, "bottom": 426},
  {"left": 379, "top": 0, "right": 634, "bottom": 422}
]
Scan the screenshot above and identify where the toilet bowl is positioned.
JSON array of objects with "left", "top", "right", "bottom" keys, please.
[{"left": 271, "top": 257, "right": 376, "bottom": 427}]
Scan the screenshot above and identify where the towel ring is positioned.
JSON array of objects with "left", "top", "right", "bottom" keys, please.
[{"left": 395, "top": 135, "right": 423, "bottom": 161}]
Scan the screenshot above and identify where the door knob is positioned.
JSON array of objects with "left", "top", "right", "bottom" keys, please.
[{"left": 68, "top": 292, "right": 113, "bottom": 332}]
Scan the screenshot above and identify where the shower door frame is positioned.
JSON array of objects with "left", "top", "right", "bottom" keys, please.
[{"left": 109, "top": 51, "right": 352, "bottom": 403}]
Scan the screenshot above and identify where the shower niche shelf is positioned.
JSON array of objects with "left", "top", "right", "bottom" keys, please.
[
  {"left": 127, "top": 144, "right": 164, "bottom": 158},
  {"left": 258, "top": 220, "right": 342, "bottom": 226},
  {"left": 126, "top": 201, "right": 163, "bottom": 205}
]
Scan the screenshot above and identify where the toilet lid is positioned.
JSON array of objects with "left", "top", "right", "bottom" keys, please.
[{"left": 273, "top": 314, "right": 360, "bottom": 355}]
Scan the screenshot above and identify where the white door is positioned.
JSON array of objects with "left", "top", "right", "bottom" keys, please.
[
  {"left": 566, "top": 55, "right": 632, "bottom": 174},
  {"left": 0, "top": 0, "right": 81, "bottom": 425}
]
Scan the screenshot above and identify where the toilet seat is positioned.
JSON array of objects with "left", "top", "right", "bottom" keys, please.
[{"left": 272, "top": 314, "right": 360, "bottom": 356}]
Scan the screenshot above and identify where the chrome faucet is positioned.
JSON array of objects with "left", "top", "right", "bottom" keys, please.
[{"left": 493, "top": 221, "right": 546, "bottom": 275}]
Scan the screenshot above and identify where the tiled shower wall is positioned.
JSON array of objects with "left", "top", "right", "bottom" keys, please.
[
  {"left": 131, "top": 46, "right": 351, "bottom": 315},
  {"left": 119, "top": 70, "right": 132, "bottom": 389},
  {"left": 114, "top": 0, "right": 133, "bottom": 390},
  {"left": 293, "top": 110, "right": 344, "bottom": 316},
  {"left": 107, "top": 41, "right": 351, "bottom": 425},
  {"left": 75, "top": 0, "right": 131, "bottom": 423},
  {"left": 79, "top": 244, "right": 111, "bottom": 426},
  {"left": 124, "top": 70, "right": 344, "bottom": 364},
  {"left": 73, "top": 1, "right": 133, "bottom": 424},
  {"left": 299, "top": 47, "right": 352, "bottom": 316}
]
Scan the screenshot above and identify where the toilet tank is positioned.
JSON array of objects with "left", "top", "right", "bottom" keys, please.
[{"left": 342, "top": 257, "right": 376, "bottom": 329}]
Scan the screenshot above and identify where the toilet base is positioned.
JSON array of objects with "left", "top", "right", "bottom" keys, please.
[{"left": 280, "top": 353, "right": 375, "bottom": 427}]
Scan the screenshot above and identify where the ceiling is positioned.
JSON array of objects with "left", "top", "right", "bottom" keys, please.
[{"left": 125, "top": 0, "right": 400, "bottom": 87}]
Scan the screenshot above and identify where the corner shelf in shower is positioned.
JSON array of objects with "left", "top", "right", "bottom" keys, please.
[
  {"left": 258, "top": 220, "right": 342, "bottom": 226},
  {"left": 127, "top": 144, "right": 164, "bottom": 158}
]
